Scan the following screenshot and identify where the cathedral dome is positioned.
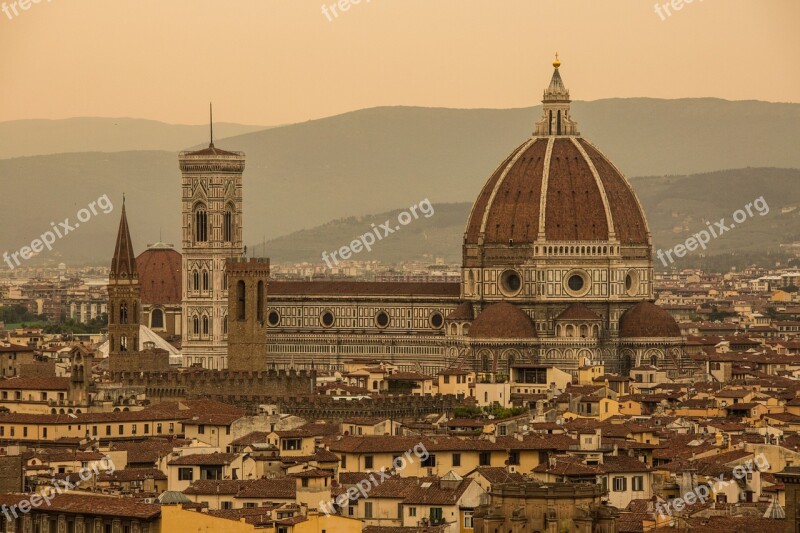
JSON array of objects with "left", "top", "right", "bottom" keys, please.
[
  {"left": 136, "top": 245, "right": 182, "bottom": 305},
  {"left": 619, "top": 301, "right": 681, "bottom": 338},
  {"left": 465, "top": 138, "right": 649, "bottom": 246},
  {"left": 464, "top": 59, "right": 649, "bottom": 249},
  {"left": 468, "top": 302, "right": 537, "bottom": 339}
]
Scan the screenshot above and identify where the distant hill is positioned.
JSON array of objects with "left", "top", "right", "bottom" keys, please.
[
  {"left": 0, "top": 118, "right": 267, "bottom": 159},
  {"left": 256, "top": 202, "right": 471, "bottom": 264},
  {"left": 258, "top": 167, "right": 800, "bottom": 266},
  {"left": 1, "top": 100, "right": 799, "bottom": 266}
]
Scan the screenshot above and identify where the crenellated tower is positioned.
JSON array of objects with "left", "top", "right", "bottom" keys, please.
[{"left": 226, "top": 257, "right": 270, "bottom": 371}]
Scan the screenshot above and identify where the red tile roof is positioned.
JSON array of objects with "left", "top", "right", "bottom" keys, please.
[
  {"left": 468, "top": 302, "right": 536, "bottom": 339},
  {"left": 0, "top": 493, "right": 159, "bottom": 520},
  {"left": 168, "top": 452, "right": 237, "bottom": 466},
  {"left": 0, "top": 377, "right": 70, "bottom": 391}
]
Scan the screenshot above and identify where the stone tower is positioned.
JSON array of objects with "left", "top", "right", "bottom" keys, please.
[
  {"left": 226, "top": 258, "right": 270, "bottom": 371},
  {"left": 108, "top": 200, "right": 141, "bottom": 371},
  {"left": 179, "top": 113, "right": 245, "bottom": 370}
]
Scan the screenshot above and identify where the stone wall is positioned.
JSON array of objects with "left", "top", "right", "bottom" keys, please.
[
  {"left": 113, "top": 368, "right": 315, "bottom": 403},
  {"left": 18, "top": 360, "right": 56, "bottom": 378},
  {"left": 0, "top": 455, "right": 23, "bottom": 493},
  {"left": 109, "top": 350, "right": 171, "bottom": 374},
  {"left": 203, "top": 394, "right": 466, "bottom": 418}
]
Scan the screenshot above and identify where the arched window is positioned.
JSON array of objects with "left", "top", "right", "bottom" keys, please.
[
  {"left": 151, "top": 309, "right": 164, "bottom": 329},
  {"left": 222, "top": 273, "right": 228, "bottom": 291},
  {"left": 192, "top": 316, "right": 200, "bottom": 336},
  {"left": 119, "top": 302, "right": 128, "bottom": 324},
  {"left": 202, "top": 316, "right": 209, "bottom": 336},
  {"left": 120, "top": 335, "right": 128, "bottom": 352},
  {"left": 202, "top": 270, "right": 210, "bottom": 291},
  {"left": 194, "top": 203, "right": 208, "bottom": 242},
  {"left": 223, "top": 316, "right": 228, "bottom": 335},
  {"left": 580, "top": 325, "right": 588, "bottom": 338},
  {"left": 223, "top": 204, "right": 234, "bottom": 242},
  {"left": 193, "top": 270, "right": 200, "bottom": 292},
  {"left": 237, "top": 280, "right": 246, "bottom": 320},
  {"left": 257, "top": 281, "right": 264, "bottom": 322}
]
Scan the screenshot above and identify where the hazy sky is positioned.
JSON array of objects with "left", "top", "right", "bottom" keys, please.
[{"left": 1, "top": 0, "right": 798, "bottom": 126}]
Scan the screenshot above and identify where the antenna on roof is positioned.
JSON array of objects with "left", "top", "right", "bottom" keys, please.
[{"left": 209, "top": 102, "right": 214, "bottom": 148}]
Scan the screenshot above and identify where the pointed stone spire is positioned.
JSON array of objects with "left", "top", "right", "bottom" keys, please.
[
  {"left": 110, "top": 197, "right": 138, "bottom": 281},
  {"left": 209, "top": 102, "right": 214, "bottom": 148},
  {"left": 534, "top": 54, "right": 580, "bottom": 136}
]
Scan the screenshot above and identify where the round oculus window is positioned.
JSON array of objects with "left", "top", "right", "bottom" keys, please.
[
  {"left": 321, "top": 311, "right": 335, "bottom": 328},
  {"left": 568, "top": 274, "right": 585, "bottom": 292},
  {"left": 430, "top": 312, "right": 444, "bottom": 328},
  {"left": 500, "top": 270, "right": 522, "bottom": 295},
  {"left": 376, "top": 311, "right": 390, "bottom": 328},
  {"left": 267, "top": 311, "right": 280, "bottom": 327},
  {"left": 625, "top": 270, "right": 640, "bottom": 296}
]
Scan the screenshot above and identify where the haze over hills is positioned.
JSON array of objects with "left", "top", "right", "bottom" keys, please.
[
  {"left": 258, "top": 168, "right": 800, "bottom": 266},
  {"left": 0, "top": 118, "right": 267, "bottom": 159},
  {"left": 1, "top": 99, "right": 799, "bottom": 266}
]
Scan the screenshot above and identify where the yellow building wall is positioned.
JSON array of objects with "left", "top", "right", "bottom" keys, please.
[
  {"left": 619, "top": 400, "right": 642, "bottom": 416},
  {"left": 161, "top": 505, "right": 257, "bottom": 532},
  {"left": 0, "top": 417, "right": 182, "bottom": 443},
  {"left": 185, "top": 423, "right": 234, "bottom": 450},
  {"left": 358, "top": 496, "right": 403, "bottom": 526},
  {"left": 339, "top": 449, "right": 541, "bottom": 478}
]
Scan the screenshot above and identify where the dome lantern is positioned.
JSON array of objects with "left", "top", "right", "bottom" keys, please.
[{"left": 534, "top": 55, "right": 579, "bottom": 136}]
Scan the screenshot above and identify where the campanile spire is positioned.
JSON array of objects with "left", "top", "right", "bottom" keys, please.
[{"left": 209, "top": 102, "right": 214, "bottom": 148}]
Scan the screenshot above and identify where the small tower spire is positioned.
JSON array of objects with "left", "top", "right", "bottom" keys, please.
[
  {"left": 110, "top": 198, "right": 138, "bottom": 281},
  {"left": 534, "top": 54, "right": 579, "bottom": 137},
  {"left": 209, "top": 102, "right": 214, "bottom": 148}
]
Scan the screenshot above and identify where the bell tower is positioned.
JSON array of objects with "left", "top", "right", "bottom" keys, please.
[
  {"left": 107, "top": 199, "right": 141, "bottom": 371},
  {"left": 179, "top": 105, "right": 246, "bottom": 370}
]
